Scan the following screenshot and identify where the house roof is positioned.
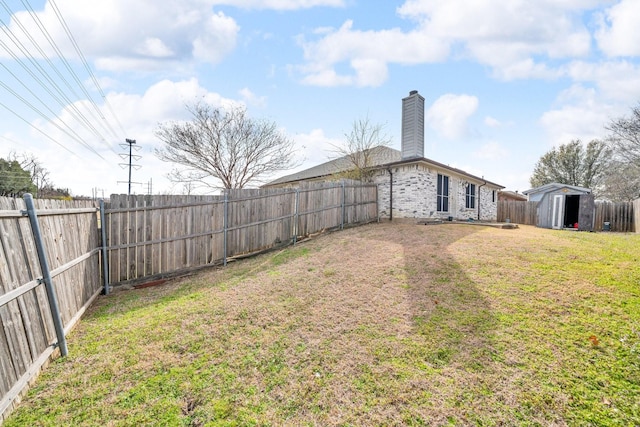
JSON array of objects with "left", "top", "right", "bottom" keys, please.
[
  {"left": 265, "top": 146, "right": 401, "bottom": 186},
  {"left": 264, "top": 146, "right": 504, "bottom": 189},
  {"left": 522, "top": 182, "right": 591, "bottom": 195},
  {"left": 498, "top": 190, "right": 527, "bottom": 201}
]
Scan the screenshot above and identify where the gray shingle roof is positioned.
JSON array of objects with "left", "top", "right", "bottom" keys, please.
[
  {"left": 264, "top": 145, "right": 504, "bottom": 189},
  {"left": 264, "top": 146, "right": 401, "bottom": 186},
  {"left": 522, "top": 183, "right": 591, "bottom": 195}
]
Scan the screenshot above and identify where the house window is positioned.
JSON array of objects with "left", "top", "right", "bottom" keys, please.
[
  {"left": 437, "top": 174, "right": 449, "bottom": 212},
  {"left": 465, "top": 183, "right": 476, "bottom": 209},
  {"left": 492, "top": 190, "right": 496, "bottom": 203}
]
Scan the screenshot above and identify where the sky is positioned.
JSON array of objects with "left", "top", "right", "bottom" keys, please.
[{"left": 1, "top": 0, "right": 639, "bottom": 198}]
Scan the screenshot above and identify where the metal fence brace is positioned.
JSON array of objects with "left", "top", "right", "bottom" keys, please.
[{"left": 23, "top": 194, "right": 68, "bottom": 357}]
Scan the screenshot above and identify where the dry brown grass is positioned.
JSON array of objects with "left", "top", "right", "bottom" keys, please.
[{"left": 5, "top": 222, "right": 640, "bottom": 426}]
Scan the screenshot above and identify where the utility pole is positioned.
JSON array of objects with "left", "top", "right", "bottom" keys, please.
[
  {"left": 118, "top": 138, "right": 141, "bottom": 195},
  {"left": 126, "top": 139, "right": 135, "bottom": 195}
]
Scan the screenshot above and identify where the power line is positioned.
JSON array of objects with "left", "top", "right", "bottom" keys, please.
[
  {"left": 0, "top": 71, "right": 104, "bottom": 157},
  {"left": 0, "top": 99, "right": 76, "bottom": 156},
  {"left": 0, "top": 33, "right": 111, "bottom": 155},
  {"left": 19, "top": 0, "right": 122, "bottom": 142},
  {"left": 0, "top": 0, "right": 127, "bottom": 158},
  {"left": 48, "top": 0, "right": 127, "bottom": 138},
  {"left": 0, "top": 64, "right": 103, "bottom": 156},
  {"left": 0, "top": 1, "right": 117, "bottom": 148},
  {"left": 0, "top": 2, "right": 118, "bottom": 150}
]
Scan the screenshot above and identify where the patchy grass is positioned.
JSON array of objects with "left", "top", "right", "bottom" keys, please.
[{"left": 4, "top": 223, "right": 640, "bottom": 426}]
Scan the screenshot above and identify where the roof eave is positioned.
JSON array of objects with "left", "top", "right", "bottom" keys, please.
[{"left": 378, "top": 157, "right": 505, "bottom": 189}]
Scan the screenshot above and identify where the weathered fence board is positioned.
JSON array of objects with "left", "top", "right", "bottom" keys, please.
[
  {"left": 106, "top": 183, "right": 378, "bottom": 285},
  {"left": 593, "top": 201, "right": 635, "bottom": 232},
  {"left": 498, "top": 200, "right": 635, "bottom": 232},
  {"left": 496, "top": 201, "right": 538, "bottom": 225},
  {"left": 0, "top": 197, "right": 103, "bottom": 422},
  {"left": 2, "top": 183, "right": 376, "bottom": 419},
  {"left": 106, "top": 195, "right": 225, "bottom": 283}
]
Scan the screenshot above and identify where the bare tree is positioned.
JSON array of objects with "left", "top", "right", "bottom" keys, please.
[
  {"left": 606, "top": 104, "right": 640, "bottom": 165},
  {"left": 602, "top": 104, "right": 640, "bottom": 200},
  {"left": 603, "top": 161, "right": 640, "bottom": 201},
  {"left": 9, "top": 151, "right": 52, "bottom": 196},
  {"left": 155, "top": 103, "right": 298, "bottom": 190},
  {"left": 329, "top": 115, "right": 393, "bottom": 182}
]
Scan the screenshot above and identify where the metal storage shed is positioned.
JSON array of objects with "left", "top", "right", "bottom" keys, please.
[{"left": 523, "top": 183, "right": 595, "bottom": 231}]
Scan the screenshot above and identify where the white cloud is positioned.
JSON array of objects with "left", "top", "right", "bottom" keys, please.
[
  {"left": 192, "top": 12, "right": 240, "bottom": 64},
  {"left": 300, "top": 69, "right": 353, "bottom": 87},
  {"left": 0, "top": 1, "right": 240, "bottom": 71},
  {"left": 565, "top": 60, "right": 640, "bottom": 103},
  {"left": 426, "top": 94, "right": 479, "bottom": 139},
  {"left": 296, "top": 0, "right": 602, "bottom": 86},
  {"left": 210, "top": 0, "right": 345, "bottom": 9},
  {"left": 484, "top": 116, "right": 501, "bottom": 128},
  {"left": 491, "top": 58, "right": 562, "bottom": 81},
  {"left": 473, "top": 142, "right": 508, "bottom": 160},
  {"left": 596, "top": 0, "right": 640, "bottom": 57},
  {"left": 297, "top": 20, "right": 449, "bottom": 87},
  {"left": 397, "top": 0, "right": 593, "bottom": 68},
  {"left": 539, "top": 85, "right": 616, "bottom": 145},
  {"left": 239, "top": 87, "right": 267, "bottom": 108},
  {"left": 286, "top": 128, "right": 340, "bottom": 173},
  {"left": 134, "top": 38, "right": 175, "bottom": 58}
]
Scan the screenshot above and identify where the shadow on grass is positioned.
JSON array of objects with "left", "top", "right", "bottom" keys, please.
[
  {"left": 15, "top": 221, "right": 632, "bottom": 426},
  {"left": 360, "top": 221, "right": 504, "bottom": 424}
]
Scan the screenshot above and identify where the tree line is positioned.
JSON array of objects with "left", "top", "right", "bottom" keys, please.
[
  {"left": 0, "top": 152, "right": 70, "bottom": 198},
  {"left": 531, "top": 104, "right": 640, "bottom": 201}
]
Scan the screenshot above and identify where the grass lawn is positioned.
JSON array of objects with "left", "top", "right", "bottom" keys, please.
[{"left": 4, "top": 222, "right": 640, "bottom": 426}]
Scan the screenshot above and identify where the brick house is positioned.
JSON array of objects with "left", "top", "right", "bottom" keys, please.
[{"left": 264, "top": 90, "right": 504, "bottom": 221}]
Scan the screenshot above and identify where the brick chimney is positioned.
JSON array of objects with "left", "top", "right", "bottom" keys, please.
[{"left": 401, "top": 90, "right": 425, "bottom": 160}]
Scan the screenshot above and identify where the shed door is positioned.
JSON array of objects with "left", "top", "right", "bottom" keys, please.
[
  {"left": 552, "top": 195, "right": 564, "bottom": 229},
  {"left": 578, "top": 194, "right": 595, "bottom": 231}
]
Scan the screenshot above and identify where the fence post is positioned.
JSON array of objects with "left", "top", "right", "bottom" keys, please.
[
  {"left": 223, "top": 190, "right": 228, "bottom": 266},
  {"left": 293, "top": 189, "right": 299, "bottom": 245},
  {"left": 23, "top": 193, "right": 68, "bottom": 357},
  {"left": 99, "top": 199, "right": 110, "bottom": 295},
  {"left": 341, "top": 180, "right": 345, "bottom": 230}
]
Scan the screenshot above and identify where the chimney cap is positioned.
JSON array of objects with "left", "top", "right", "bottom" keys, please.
[{"left": 409, "top": 90, "right": 418, "bottom": 95}]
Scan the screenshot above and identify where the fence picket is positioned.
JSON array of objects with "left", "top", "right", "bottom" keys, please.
[
  {"left": 0, "top": 196, "right": 102, "bottom": 421},
  {"left": 104, "top": 183, "right": 377, "bottom": 285},
  {"left": 497, "top": 200, "right": 636, "bottom": 232}
]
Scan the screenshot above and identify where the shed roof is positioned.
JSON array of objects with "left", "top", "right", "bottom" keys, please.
[{"left": 522, "top": 183, "right": 591, "bottom": 196}]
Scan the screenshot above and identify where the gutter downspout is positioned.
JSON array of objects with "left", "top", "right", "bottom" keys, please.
[
  {"left": 387, "top": 167, "right": 393, "bottom": 221},
  {"left": 478, "top": 179, "right": 487, "bottom": 221}
]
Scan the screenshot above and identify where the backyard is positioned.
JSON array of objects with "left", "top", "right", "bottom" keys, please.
[{"left": 4, "top": 222, "right": 640, "bottom": 426}]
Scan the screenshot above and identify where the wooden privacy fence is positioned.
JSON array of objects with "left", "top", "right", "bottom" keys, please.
[
  {"left": 497, "top": 201, "right": 538, "bottom": 225},
  {"left": 0, "top": 182, "right": 377, "bottom": 420},
  {"left": 0, "top": 196, "right": 102, "bottom": 422},
  {"left": 594, "top": 201, "right": 635, "bottom": 233},
  {"left": 497, "top": 200, "right": 636, "bottom": 232},
  {"left": 105, "top": 182, "right": 378, "bottom": 285}
]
